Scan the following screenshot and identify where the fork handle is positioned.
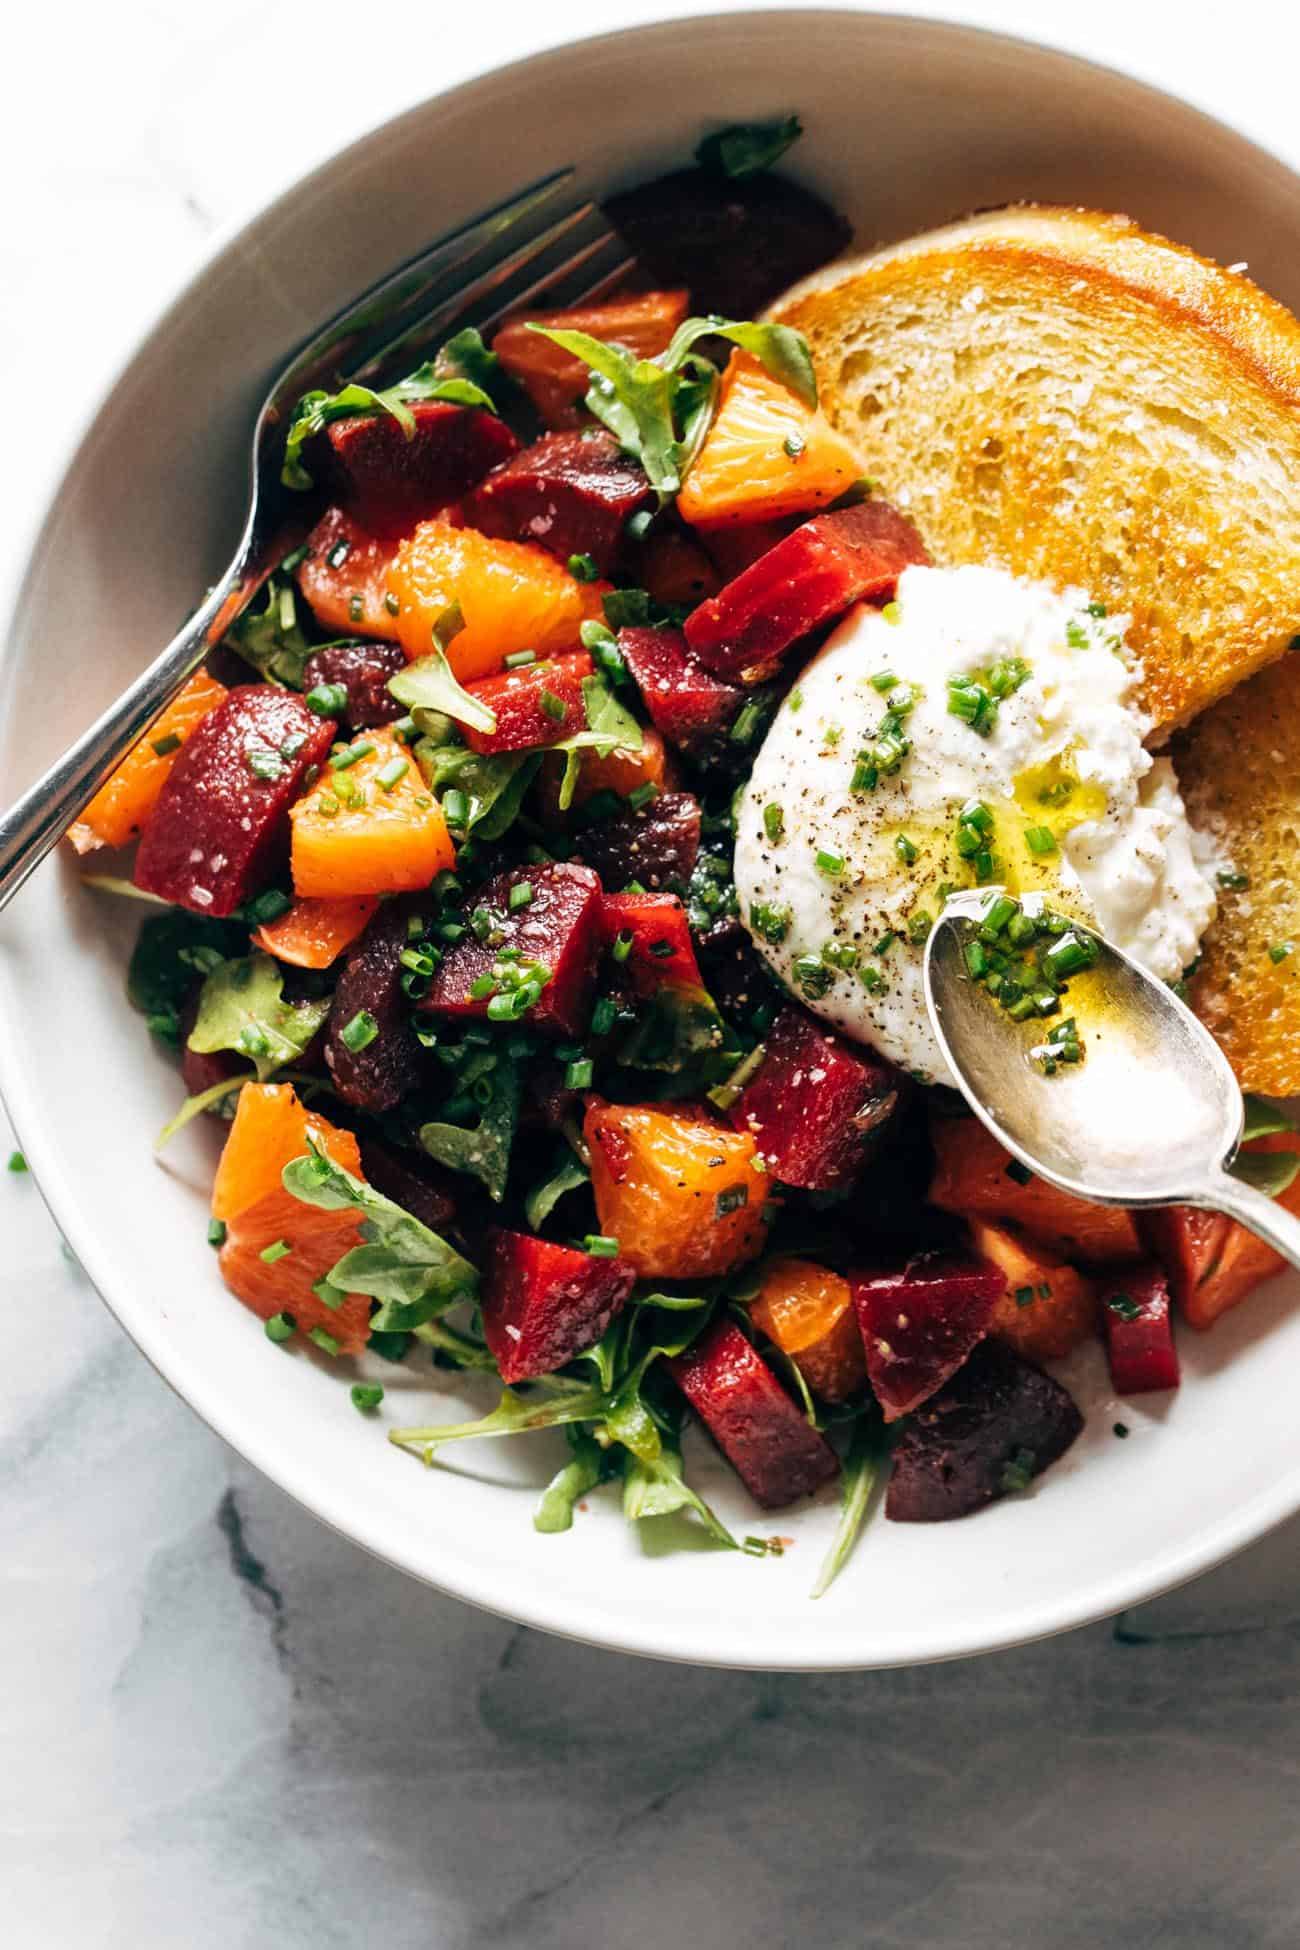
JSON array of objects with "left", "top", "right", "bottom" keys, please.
[{"left": 0, "top": 549, "right": 266, "bottom": 912}]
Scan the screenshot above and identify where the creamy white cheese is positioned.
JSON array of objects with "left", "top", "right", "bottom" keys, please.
[{"left": 734, "top": 564, "right": 1218, "bottom": 1083}]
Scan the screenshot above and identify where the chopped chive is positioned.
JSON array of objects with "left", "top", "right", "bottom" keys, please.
[
  {"left": 326, "top": 538, "right": 352, "bottom": 569},
  {"left": 1024, "top": 825, "right": 1058, "bottom": 856},
  {"left": 351, "top": 1383, "right": 385, "bottom": 1412},
  {"left": 264, "top": 1312, "right": 296, "bottom": 1344},
  {"left": 894, "top": 833, "right": 918, "bottom": 866},
  {"left": 207, "top": 1217, "right": 226, "bottom": 1247},
  {"left": 1014, "top": 1284, "right": 1035, "bottom": 1309},
  {"left": 1107, "top": 1293, "right": 1141, "bottom": 1321},
  {"left": 468, "top": 973, "right": 497, "bottom": 1000},
  {"left": 763, "top": 801, "right": 785, "bottom": 844},
  {"left": 815, "top": 848, "right": 845, "bottom": 877},
  {"left": 442, "top": 787, "right": 470, "bottom": 831},
  {"left": 259, "top": 1239, "right": 292, "bottom": 1264},
  {"left": 1005, "top": 1159, "right": 1033, "bottom": 1185},
  {"left": 567, "top": 553, "right": 598, "bottom": 581},
  {"left": 783, "top": 431, "right": 806, "bottom": 458},
  {"left": 246, "top": 746, "right": 285, "bottom": 782},
  {"left": 308, "top": 1326, "right": 340, "bottom": 1356},
  {"left": 539, "top": 688, "right": 568, "bottom": 723},
  {"left": 1217, "top": 869, "right": 1250, "bottom": 891},
  {"left": 869, "top": 671, "right": 898, "bottom": 693},
  {"left": 508, "top": 881, "right": 535, "bottom": 911},
  {"left": 749, "top": 900, "right": 791, "bottom": 945},
  {"left": 583, "top": 1234, "right": 620, "bottom": 1258},
  {"left": 150, "top": 731, "right": 183, "bottom": 757},
  {"left": 399, "top": 947, "right": 437, "bottom": 977},
  {"left": 376, "top": 756, "right": 409, "bottom": 791},
  {"left": 1269, "top": 941, "right": 1293, "bottom": 964},
  {"left": 611, "top": 929, "right": 633, "bottom": 964},
  {"left": 714, "top": 1185, "right": 749, "bottom": 1218},
  {"left": 793, "top": 953, "right": 831, "bottom": 999},
  {"left": 384, "top": 591, "right": 401, "bottom": 616},
  {"left": 348, "top": 594, "right": 364, "bottom": 624},
  {"left": 729, "top": 698, "right": 767, "bottom": 746},
  {"left": 592, "top": 996, "right": 617, "bottom": 1036},
  {"left": 648, "top": 939, "right": 675, "bottom": 958},
  {"left": 504, "top": 649, "right": 539, "bottom": 669},
  {"left": 564, "top": 1057, "right": 594, "bottom": 1090},
  {"left": 1113, "top": 1421, "right": 1130, "bottom": 1438},
  {"left": 340, "top": 1009, "right": 379, "bottom": 1053},
  {"left": 627, "top": 782, "right": 659, "bottom": 811}
]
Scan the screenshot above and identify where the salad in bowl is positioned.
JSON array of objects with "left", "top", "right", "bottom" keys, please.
[{"left": 72, "top": 113, "right": 1300, "bottom": 1596}]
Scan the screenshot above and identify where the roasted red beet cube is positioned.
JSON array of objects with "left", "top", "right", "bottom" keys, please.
[
  {"left": 574, "top": 790, "right": 701, "bottom": 892},
  {"left": 600, "top": 890, "right": 704, "bottom": 993},
  {"left": 684, "top": 500, "right": 929, "bottom": 680},
  {"left": 324, "top": 400, "right": 519, "bottom": 539},
  {"left": 729, "top": 1004, "right": 902, "bottom": 1192},
  {"left": 325, "top": 904, "right": 422, "bottom": 1114},
  {"left": 300, "top": 639, "right": 407, "bottom": 730},
  {"left": 1101, "top": 1262, "right": 1181, "bottom": 1394},
  {"left": 358, "top": 1134, "right": 457, "bottom": 1233},
  {"left": 700, "top": 519, "right": 802, "bottom": 582},
  {"left": 464, "top": 429, "right": 653, "bottom": 575},
  {"left": 482, "top": 1228, "right": 635, "bottom": 1383},
  {"left": 462, "top": 652, "right": 593, "bottom": 755},
  {"left": 617, "top": 625, "right": 744, "bottom": 755},
  {"left": 669, "top": 1318, "right": 838, "bottom": 1509},
  {"left": 425, "top": 862, "right": 602, "bottom": 1037},
  {"left": 852, "top": 1251, "right": 1005, "bottom": 1421},
  {"left": 885, "top": 1339, "right": 1084, "bottom": 1523},
  {"left": 134, "top": 687, "right": 334, "bottom": 917}
]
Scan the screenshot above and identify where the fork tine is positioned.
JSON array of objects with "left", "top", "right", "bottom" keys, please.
[
  {"left": 348, "top": 201, "right": 618, "bottom": 386},
  {"left": 272, "top": 169, "right": 576, "bottom": 407},
  {"left": 471, "top": 237, "right": 638, "bottom": 339}
]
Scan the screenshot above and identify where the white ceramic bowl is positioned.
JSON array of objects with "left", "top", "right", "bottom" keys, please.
[{"left": 5, "top": 11, "right": 1300, "bottom": 1670}]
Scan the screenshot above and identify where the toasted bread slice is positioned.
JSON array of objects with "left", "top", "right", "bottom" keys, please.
[
  {"left": 1172, "top": 655, "right": 1300, "bottom": 1093},
  {"left": 772, "top": 206, "right": 1300, "bottom": 735}
]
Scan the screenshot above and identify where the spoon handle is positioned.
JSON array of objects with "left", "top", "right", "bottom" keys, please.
[{"left": 1194, "top": 1170, "right": 1300, "bottom": 1272}]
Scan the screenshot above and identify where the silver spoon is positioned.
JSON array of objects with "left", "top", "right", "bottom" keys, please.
[{"left": 923, "top": 889, "right": 1300, "bottom": 1266}]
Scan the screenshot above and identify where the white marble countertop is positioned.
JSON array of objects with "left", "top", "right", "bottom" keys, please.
[{"left": 6, "top": 3, "right": 1300, "bottom": 1943}]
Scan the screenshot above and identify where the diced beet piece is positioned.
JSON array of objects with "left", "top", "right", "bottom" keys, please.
[
  {"left": 669, "top": 1317, "right": 838, "bottom": 1508},
  {"left": 729, "top": 1004, "right": 902, "bottom": 1192},
  {"left": 300, "top": 640, "right": 406, "bottom": 731},
  {"left": 852, "top": 1251, "right": 1005, "bottom": 1421},
  {"left": 425, "top": 862, "right": 602, "bottom": 1037},
  {"left": 1101, "top": 1262, "right": 1181, "bottom": 1394},
  {"left": 358, "top": 1134, "right": 456, "bottom": 1232},
  {"left": 684, "top": 501, "right": 930, "bottom": 681},
  {"left": 324, "top": 401, "right": 519, "bottom": 540},
  {"left": 600, "top": 890, "right": 704, "bottom": 992},
  {"left": 605, "top": 168, "right": 852, "bottom": 320},
  {"left": 885, "top": 1339, "right": 1084, "bottom": 1523},
  {"left": 134, "top": 687, "right": 334, "bottom": 917},
  {"left": 701, "top": 519, "right": 802, "bottom": 582},
  {"left": 1140, "top": 1204, "right": 1283, "bottom": 1330},
  {"left": 482, "top": 1228, "right": 635, "bottom": 1382},
  {"left": 696, "top": 916, "right": 777, "bottom": 1022},
  {"left": 324, "top": 904, "right": 422, "bottom": 1114},
  {"left": 637, "top": 524, "right": 720, "bottom": 608},
  {"left": 618, "top": 625, "right": 744, "bottom": 755},
  {"left": 463, "top": 652, "right": 594, "bottom": 755},
  {"left": 574, "top": 790, "right": 701, "bottom": 892},
  {"left": 464, "top": 430, "right": 653, "bottom": 576}
]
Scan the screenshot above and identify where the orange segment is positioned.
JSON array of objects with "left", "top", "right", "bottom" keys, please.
[
  {"left": 213, "top": 1082, "right": 372, "bottom": 1354},
  {"left": 252, "top": 894, "right": 380, "bottom": 969},
  {"left": 70, "top": 670, "right": 227, "bottom": 853},
  {"left": 584, "top": 1098, "right": 769, "bottom": 1280},
  {"left": 537, "top": 723, "right": 672, "bottom": 821},
  {"left": 968, "top": 1218, "right": 1098, "bottom": 1362},
  {"left": 385, "top": 518, "right": 597, "bottom": 680},
  {"left": 750, "top": 1256, "right": 865, "bottom": 1402},
  {"left": 493, "top": 289, "right": 690, "bottom": 428},
  {"left": 297, "top": 507, "right": 401, "bottom": 640},
  {"left": 290, "top": 726, "right": 454, "bottom": 899},
  {"left": 678, "top": 350, "right": 871, "bottom": 528}
]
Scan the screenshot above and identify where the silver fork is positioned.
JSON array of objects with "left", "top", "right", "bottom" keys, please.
[{"left": 0, "top": 170, "right": 633, "bottom": 909}]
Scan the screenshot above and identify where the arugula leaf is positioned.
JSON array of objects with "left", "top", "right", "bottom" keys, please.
[
  {"left": 525, "top": 1148, "right": 591, "bottom": 1231},
  {"left": 127, "top": 911, "right": 244, "bottom": 1020},
  {"left": 388, "top": 602, "right": 498, "bottom": 735},
  {"left": 810, "top": 1414, "right": 890, "bottom": 1598},
  {"left": 1241, "top": 1094, "right": 1300, "bottom": 1143},
  {"left": 534, "top": 1427, "right": 608, "bottom": 1533},
  {"left": 413, "top": 1318, "right": 499, "bottom": 1370},
  {"left": 553, "top": 674, "right": 644, "bottom": 811},
  {"left": 695, "top": 114, "right": 803, "bottom": 181},
  {"left": 154, "top": 1074, "right": 247, "bottom": 1152},
  {"left": 622, "top": 1436, "right": 737, "bottom": 1549},
  {"left": 1229, "top": 1147, "right": 1300, "bottom": 1199},
  {"left": 616, "top": 982, "right": 726, "bottom": 1074},
  {"left": 282, "top": 1142, "right": 478, "bottom": 1330},
  {"left": 223, "top": 574, "right": 316, "bottom": 689},
  {"left": 188, "top": 953, "right": 330, "bottom": 1082},
  {"left": 660, "top": 317, "right": 817, "bottom": 410},
  {"left": 434, "top": 327, "right": 503, "bottom": 398},
  {"left": 390, "top": 1376, "right": 616, "bottom": 1456},
  {"left": 528, "top": 310, "right": 817, "bottom": 504},
  {"left": 419, "top": 1061, "right": 521, "bottom": 1202},
  {"left": 414, "top": 733, "right": 538, "bottom": 841},
  {"left": 281, "top": 365, "right": 497, "bottom": 491}
]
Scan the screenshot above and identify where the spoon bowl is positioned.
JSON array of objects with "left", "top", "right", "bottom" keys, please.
[{"left": 924, "top": 890, "right": 1300, "bottom": 1261}]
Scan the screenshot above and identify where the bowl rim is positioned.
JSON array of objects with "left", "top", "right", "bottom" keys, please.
[{"left": 5, "top": 6, "right": 1300, "bottom": 1669}]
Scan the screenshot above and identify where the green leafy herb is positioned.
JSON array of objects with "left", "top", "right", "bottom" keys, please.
[
  {"left": 1000, "top": 1447, "right": 1037, "bottom": 1495},
  {"left": 1241, "top": 1095, "right": 1300, "bottom": 1143},
  {"left": 281, "top": 365, "right": 497, "bottom": 491},
  {"left": 223, "top": 574, "right": 316, "bottom": 688},
  {"left": 419, "top": 1061, "right": 521, "bottom": 1201},
  {"left": 389, "top": 604, "right": 499, "bottom": 734},
  {"left": 1229, "top": 1146, "right": 1300, "bottom": 1199},
  {"left": 432, "top": 326, "right": 502, "bottom": 399},
  {"left": 551, "top": 674, "right": 644, "bottom": 811},
  {"left": 621, "top": 1435, "right": 737, "bottom": 1548},
  {"left": 187, "top": 953, "right": 330, "bottom": 1082},
  {"left": 615, "top": 982, "right": 725, "bottom": 1074},
  {"left": 1106, "top": 1293, "right": 1141, "bottom": 1321},
  {"left": 534, "top": 1427, "right": 607, "bottom": 1533},
  {"left": 414, "top": 734, "right": 539, "bottom": 841},
  {"left": 127, "top": 910, "right": 244, "bottom": 1022},
  {"left": 696, "top": 113, "right": 802, "bottom": 180},
  {"left": 525, "top": 1149, "right": 591, "bottom": 1230},
  {"left": 810, "top": 1415, "right": 889, "bottom": 1598},
  {"left": 283, "top": 1141, "right": 477, "bottom": 1331},
  {"left": 7, "top": 1150, "right": 27, "bottom": 1174}
]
